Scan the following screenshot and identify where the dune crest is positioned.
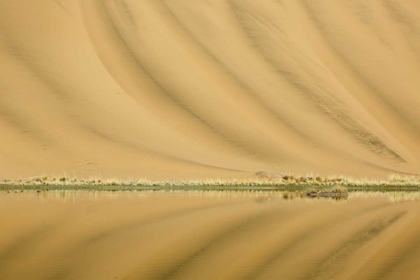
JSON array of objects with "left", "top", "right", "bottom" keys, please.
[{"left": 1, "top": 0, "right": 420, "bottom": 179}]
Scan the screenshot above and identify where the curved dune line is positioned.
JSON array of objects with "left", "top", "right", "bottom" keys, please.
[
  {"left": 239, "top": 201, "right": 393, "bottom": 279},
  {"left": 255, "top": 209, "right": 405, "bottom": 279},
  {"left": 230, "top": 0, "right": 412, "bottom": 164},
  {"left": 162, "top": 0, "right": 388, "bottom": 172},
  {"left": 78, "top": 0, "right": 267, "bottom": 172},
  {"left": 301, "top": 212, "right": 406, "bottom": 280},
  {"left": 221, "top": 0, "right": 419, "bottom": 174},
  {"left": 42, "top": 200, "right": 249, "bottom": 279},
  {"left": 340, "top": 207, "right": 420, "bottom": 280},
  {"left": 96, "top": 0, "right": 316, "bottom": 165},
  {"left": 2, "top": 193, "right": 420, "bottom": 279},
  {"left": 0, "top": 0, "right": 420, "bottom": 178},
  {"left": 53, "top": 201, "right": 268, "bottom": 279},
  {"left": 130, "top": 205, "right": 298, "bottom": 280},
  {"left": 298, "top": 0, "right": 418, "bottom": 157}
]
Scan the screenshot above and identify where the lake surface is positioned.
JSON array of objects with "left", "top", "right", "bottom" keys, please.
[{"left": 0, "top": 191, "right": 419, "bottom": 280}]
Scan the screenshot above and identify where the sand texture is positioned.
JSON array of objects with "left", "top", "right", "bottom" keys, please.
[
  {"left": 1, "top": 0, "right": 420, "bottom": 179},
  {"left": 0, "top": 191, "right": 419, "bottom": 279}
]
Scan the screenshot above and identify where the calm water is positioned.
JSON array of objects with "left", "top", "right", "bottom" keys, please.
[{"left": 0, "top": 191, "right": 419, "bottom": 280}]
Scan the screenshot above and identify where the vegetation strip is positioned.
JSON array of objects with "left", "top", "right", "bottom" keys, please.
[{"left": 0, "top": 171, "right": 419, "bottom": 192}]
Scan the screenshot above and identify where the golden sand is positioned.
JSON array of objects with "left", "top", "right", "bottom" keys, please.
[{"left": 1, "top": 1, "right": 420, "bottom": 180}]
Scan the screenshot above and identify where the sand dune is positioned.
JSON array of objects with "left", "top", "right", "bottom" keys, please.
[
  {"left": 1, "top": 0, "right": 420, "bottom": 180},
  {"left": 0, "top": 191, "right": 419, "bottom": 279}
]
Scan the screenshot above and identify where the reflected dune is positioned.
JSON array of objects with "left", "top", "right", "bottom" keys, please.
[
  {"left": 1, "top": 191, "right": 420, "bottom": 279},
  {"left": 1, "top": 1, "right": 420, "bottom": 278}
]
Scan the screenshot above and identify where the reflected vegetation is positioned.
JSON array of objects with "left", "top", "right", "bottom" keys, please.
[
  {"left": 2, "top": 189, "right": 420, "bottom": 203},
  {"left": 1, "top": 190, "right": 420, "bottom": 279}
]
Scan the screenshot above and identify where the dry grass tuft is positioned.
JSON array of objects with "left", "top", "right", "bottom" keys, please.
[{"left": 0, "top": 171, "right": 419, "bottom": 189}]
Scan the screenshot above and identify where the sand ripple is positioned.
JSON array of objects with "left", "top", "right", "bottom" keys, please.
[{"left": 0, "top": 0, "right": 420, "bottom": 179}]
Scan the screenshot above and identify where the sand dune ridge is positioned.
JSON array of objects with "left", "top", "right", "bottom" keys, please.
[{"left": 1, "top": 0, "right": 420, "bottom": 179}]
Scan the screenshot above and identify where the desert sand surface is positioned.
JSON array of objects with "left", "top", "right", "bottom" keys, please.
[
  {"left": 0, "top": 191, "right": 419, "bottom": 279},
  {"left": 1, "top": 0, "right": 420, "bottom": 180}
]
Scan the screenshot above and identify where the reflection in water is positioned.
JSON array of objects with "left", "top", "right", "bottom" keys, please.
[
  {"left": 1, "top": 190, "right": 420, "bottom": 279},
  {"left": 351, "top": 191, "right": 420, "bottom": 203},
  {"left": 2, "top": 190, "right": 420, "bottom": 203},
  {"left": 257, "top": 191, "right": 420, "bottom": 203}
]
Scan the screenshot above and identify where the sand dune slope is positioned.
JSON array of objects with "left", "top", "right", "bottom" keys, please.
[
  {"left": 1, "top": 191, "right": 420, "bottom": 280},
  {"left": 1, "top": 0, "right": 420, "bottom": 179}
]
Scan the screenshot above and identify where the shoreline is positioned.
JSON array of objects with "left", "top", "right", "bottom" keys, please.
[
  {"left": 1, "top": 184, "right": 419, "bottom": 192},
  {"left": 1, "top": 172, "right": 420, "bottom": 191}
]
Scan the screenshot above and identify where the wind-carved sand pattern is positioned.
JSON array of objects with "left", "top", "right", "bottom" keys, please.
[
  {"left": 0, "top": 191, "right": 420, "bottom": 280},
  {"left": 1, "top": 0, "right": 420, "bottom": 180},
  {"left": 1, "top": 1, "right": 420, "bottom": 279}
]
